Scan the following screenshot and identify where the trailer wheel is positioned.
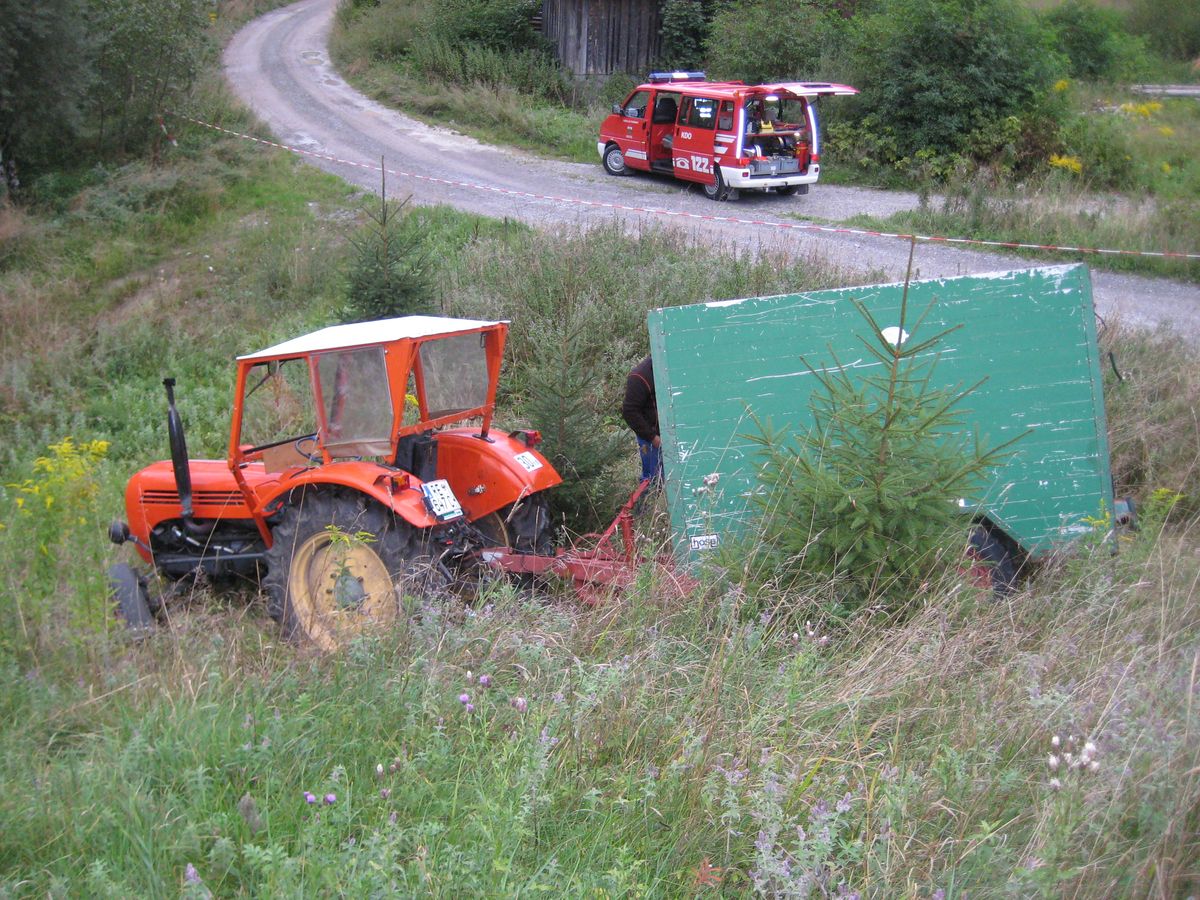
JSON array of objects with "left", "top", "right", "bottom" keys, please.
[
  {"left": 603, "top": 144, "right": 629, "bottom": 176},
  {"left": 264, "top": 490, "right": 445, "bottom": 651},
  {"left": 108, "top": 563, "right": 155, "bottom": 636},
  {"left": 703, "top": 167, "right": 732, "bottom": 201},
  {"left": 967, "top": 525, "right": 1018, "bottom": 597}
]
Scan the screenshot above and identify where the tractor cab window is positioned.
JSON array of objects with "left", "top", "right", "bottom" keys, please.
[
  {"left": 418, "top": 333, "right": 489, "bottom": 419},
  {"left": 241, "top": 358, "right": 317, "bottom": 453},
  {"left": 316, "top": 347, "right": 393, "bottom": 458}
]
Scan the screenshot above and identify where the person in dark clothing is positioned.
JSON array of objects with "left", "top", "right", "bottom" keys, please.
[{"left": 622, "top": 355, "right": 661, "bottom": 483}]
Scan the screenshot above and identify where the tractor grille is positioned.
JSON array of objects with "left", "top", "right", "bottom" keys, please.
[{"left": 141, "top": 489, "right": 245, "bottom": 507}]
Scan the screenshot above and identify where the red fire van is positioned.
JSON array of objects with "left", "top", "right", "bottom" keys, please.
[{"left": 598, "top": 72, "right": 857, "bottom": 200}]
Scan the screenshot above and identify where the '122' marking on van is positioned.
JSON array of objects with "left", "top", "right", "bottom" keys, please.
[{"left": 675, "top": 155, "right": 711, "bottom": 174}]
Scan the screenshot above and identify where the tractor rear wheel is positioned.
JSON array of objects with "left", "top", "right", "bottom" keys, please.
[{"left": 264, "top": 490, "right": 445, "bottom": 650}]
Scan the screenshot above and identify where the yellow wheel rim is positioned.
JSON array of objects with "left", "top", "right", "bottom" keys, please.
[{"left": 288, "top": 530, "right": 397, "bottom": 651}]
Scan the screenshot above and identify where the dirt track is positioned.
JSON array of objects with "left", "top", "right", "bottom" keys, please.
[{"left": 224, "top": 0, "right": 1200, "bottom": 338}]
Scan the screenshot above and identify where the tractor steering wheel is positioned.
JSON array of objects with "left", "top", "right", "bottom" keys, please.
[{"left": 294, "top": 432, "right": 321, "bottom": 463}]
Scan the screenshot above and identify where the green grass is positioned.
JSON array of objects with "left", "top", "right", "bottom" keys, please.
[{"left": 1, "top": 64, "right": 1199, "bottom": 898}]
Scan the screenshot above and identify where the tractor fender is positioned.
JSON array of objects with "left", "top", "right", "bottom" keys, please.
[
  {"left": 434, "top": 429, "right": 563, "bottom": 521},
  {"left": 255, "top": 461, "right": 439, "bottom": 530}
]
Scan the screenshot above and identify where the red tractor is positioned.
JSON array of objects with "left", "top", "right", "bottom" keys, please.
[{"left": 108, "top": 316, "right": 561, "bottom": 650}]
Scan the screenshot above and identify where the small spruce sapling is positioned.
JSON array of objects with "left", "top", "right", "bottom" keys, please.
[
  {"left": 746, "top": 260, "right": 1024, "bottom": 615},
  {"left": 342, "top": 163, "right": 433, "bottom": 322}
]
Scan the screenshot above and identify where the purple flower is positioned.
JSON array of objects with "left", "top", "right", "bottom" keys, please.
[
  {"left": 303, "top": 791, "right": 317, "bottom": 804},
  {"left": 324, "top": 793, "right": 337, "bottom": 805},
  {"left": 458, "top": 693, "right": 471, "bottom": 705},
  {"left": 465, "top": 703, "right": 475, "bottom": 713},
  {"left": 185, "top": 863, "right": 202, "bottom": 885},
  {"left": 512, "top": 696, "right": 527, "bottom": 713},
  {"left": 380, "top": 788, "right": 391, "bottom": 799},
  {"left": 479, "top": 674, "right": 492, "bottom": 688}
]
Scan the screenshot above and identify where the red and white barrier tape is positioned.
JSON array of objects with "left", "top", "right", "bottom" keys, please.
[{"left": 169, "top": 112, "right": 1200, "bottom": 262}]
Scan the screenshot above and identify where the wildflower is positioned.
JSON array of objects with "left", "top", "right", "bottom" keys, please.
[
  {"left": 479, "top": 674, "right": 492, "bottom": 688},
  {"left": 1053, "top": 79, "right": 1070, "bottom": 92},
  {"left": 1049, "top": 777, "right": 1062, "bottom": 790},
  {"left": 1159, "top": 126, "right": 1175, "bottom": 137},
  {"left": 1049, "top": 154, "right": 1083, "bottom": 175},
  {"left": 376, "top": 763, "right": 385, "bottom": 778},
  {"left": 458, "top": 693, "right": 471, "bottom": 705},
  {"left": 389, "top": 811, "right": 399, "bottom": 824},
  {"left": 324, "top": 793, "right": 337, "bottom": 805},
  {"left": 1048, "top": 754, "right": 1060, "bottom": 771},
  {"left": 512, "top": 696, "right": 528, "bottom": 713},
  {"left": 185, "top": 863, "right": 202, "bottom": 885},
  {"left": 1051, "top": 735, "right": 1061, "bottom": 749},
  {"left": 380, "top": 788, "right": 391, "bottom": 799},
  {"left": 465, "top": 703, "right": 475, "bottom": 713},
  {"left": 1162, "top": 162, "right": 1172, "bottom": 174},
  {"left": 303, "top": 791, "right": 317, "bottom": 804}
]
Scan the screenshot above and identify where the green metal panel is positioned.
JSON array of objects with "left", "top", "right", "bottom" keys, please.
[{"left": 647, "top": 264, "right": 1113, "bottom": 561}]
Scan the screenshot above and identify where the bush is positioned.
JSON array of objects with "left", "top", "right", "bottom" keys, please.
[
  {"left": 658, "top": 0, "right": 713, "bottom": 71},
  {"left": 845, "top": 0, "right": 1066, "bottom": 159},
  {"left": 1058, "top": 112, "right": 1135, "bottom": 188},
  {"left": 1043, "top": 0, "right": 1153, "bottom": 82},
  {"left": 409, "top": 39, "right": 568, "bottom": 102},
  {"left": 704, "top": 0, "right": 847, "bottom": 84},
  {"left": 1126, "top": 0, "right": 1200, "bottom": 62},
  {"left": 428, "top": 0, "right": 545, "bottom": 53}
]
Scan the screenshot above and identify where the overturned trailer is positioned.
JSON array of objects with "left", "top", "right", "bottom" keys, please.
[{"left": 647, "top": 263, "right": 1121, "bottom": 581}]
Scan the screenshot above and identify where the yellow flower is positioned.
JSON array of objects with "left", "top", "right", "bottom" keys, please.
[
  {"left": 1049, "top": 154, "right": 1083, "bottom": 174},
  {"left": 1158, "top": 126, "right": 1174, "bottom": 137},
  {"left": 1162, "top": 162, "right": 1172, "bottom": 174},
  {"left": 1053, "top": 79, "right": 1070, "bottom": 92}
]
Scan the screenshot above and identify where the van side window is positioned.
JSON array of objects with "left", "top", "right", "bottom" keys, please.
[
  {"left": 623, "top": 90, "right": 651, "bottom": 118},
  {"left": 682, "top": 97, "right": 717, "bottom": 130},
  {"left": 717, "top": 100, "right": 735, "bottom": 131}
]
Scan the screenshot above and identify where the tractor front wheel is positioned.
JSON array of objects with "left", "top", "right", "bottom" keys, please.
[
  {"left": 108, "top": 563, "right": 155, "bottom": 636},
  {"left": 264, "top": 490, "right": 444, "bottom": 650}
]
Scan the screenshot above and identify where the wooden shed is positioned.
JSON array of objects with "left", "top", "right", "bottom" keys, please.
[{"left": 541, "top": 0, "right": 661, "bottom": 77}]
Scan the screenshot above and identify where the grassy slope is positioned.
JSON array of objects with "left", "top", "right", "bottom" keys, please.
[{"left": 1, "top": 39, "right": 1198, "bottom": 900}]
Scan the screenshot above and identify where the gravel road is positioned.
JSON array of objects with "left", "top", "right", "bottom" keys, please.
[{"left": 224, "top": 0, "right": 1200, "bottom": 338}]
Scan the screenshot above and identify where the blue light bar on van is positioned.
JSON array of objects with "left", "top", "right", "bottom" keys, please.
[{"left": 648, "top": 71, "right": 706, "bottom": 83}]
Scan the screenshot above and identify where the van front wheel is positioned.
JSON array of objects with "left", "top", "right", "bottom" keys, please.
[{"left": 603, "top": 144, "right": 629, "bottom": 176}]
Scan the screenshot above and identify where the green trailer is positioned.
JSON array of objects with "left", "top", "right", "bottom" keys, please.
[{"left": 647, "top": 263, "right": 1115, "bottom": 569}]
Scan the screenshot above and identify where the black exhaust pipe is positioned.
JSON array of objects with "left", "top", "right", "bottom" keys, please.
[{"left": 164, "top": 378, "right": 208, "bottom": 536}]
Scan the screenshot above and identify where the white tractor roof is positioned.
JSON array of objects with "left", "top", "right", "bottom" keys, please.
[{"left": 239, "top": 316, "right": 507, "bottom": 361}]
